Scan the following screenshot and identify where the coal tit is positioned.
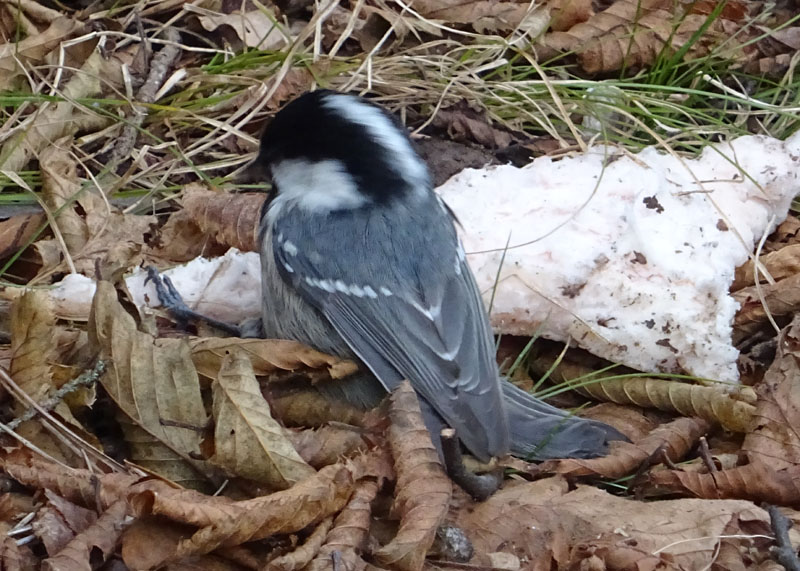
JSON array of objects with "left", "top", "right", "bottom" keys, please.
[{"left": 255, "top": 90, "right": 624, "bottom": 462}]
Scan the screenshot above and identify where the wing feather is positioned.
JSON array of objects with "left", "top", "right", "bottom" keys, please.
[{"left": 271, "top": 200, "right": 509, "bottom": 460}]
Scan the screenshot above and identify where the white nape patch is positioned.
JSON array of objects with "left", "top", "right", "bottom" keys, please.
[
  {"left": 322, "top": 93, "right": 429, "bottom": 188},
  {"left": 282, "top": 241, "right": 298, "bottom": 256},
  {"left": 271, "top": 158, "right": 367, "bottom": 213}
]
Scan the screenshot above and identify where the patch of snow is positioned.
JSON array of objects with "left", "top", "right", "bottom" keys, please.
[{"left": 438, "top": 133, "right": 800, "bottom": 382}]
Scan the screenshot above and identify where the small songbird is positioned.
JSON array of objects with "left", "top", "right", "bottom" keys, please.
[{"left": 253, "top": 90, "right": 624, "bottom": 462}]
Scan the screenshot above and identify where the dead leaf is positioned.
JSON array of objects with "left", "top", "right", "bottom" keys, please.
[
  {"left": 459, "top": 477, "right": 785, "bottom": 569},
  {"left": 305, "top": 478, "right": 380, "bottom": 571},
  {"left": 88, "top": 281, "right": 213, "bottom": 489},
  {"left": 181, "top": 185, "right": 266, "bottom": 253},
  {"left": 732, "top": 243, "right": 800, "bottom": 291},
  {"left": 650, "top": 461, "right": 800, "bottom": 508},
  {"left": 265, "top": 517, "right": 333, "bottom": 571},
  {"left": 431, "top": 101, "right": 514, "bottom": 149},
  {"left": 194, "top": 7, "right": 288, "bottom": 51},
  {"left": 374, "top": 382, "right": 451, "bottom": 571},
  {"left": 0, "top": 50, "right": 122, "bottom": 172},
  {"left": 412, "top": 0, "right": 548, "bottom": 35},
  {"left": 546, "top": 0, "right": 594, "bottom": 31},
  {"left": 41, "top": 499, "right": 129, "bottom": 571},
  {"left": 733, "top": 272, "right": 800, "bottom": 344},
  {"left": 210, "top": 349, "right": 316, "bottom": 488},
  {"left": 34, "top": 490, "right": 99, "bottom": 556},
  {"left": 0, "top": 17, "right": 84, "bottom": 90},
  {"left": 1, "top": 453, "right": 145, "bottom": 512},
  {"left": 536, "top": 348, "right": 754, "bottom": 432},
  {"left": 10, "top": 290, "right": 56, "bottom": 406},
  {"left": 0, "top": 212, "right": 45, "bottom": 261},
  {"left": 40, "top": 140, "right": 89, "bottom": 255},
  {"left": 190, "top": 337, "right": 357, "bottom": 381},
  {"left": 128, "top": 463, "right": 356, "bottom": 558},
  {"left": 286, "top": 425, "right": 369, "bottom": 468},
  {"left": 540, "top": 416, "right": 710, "bottom": 478},
  {"left": 741, "top": 314, "right": 800, "bottom": 469}
]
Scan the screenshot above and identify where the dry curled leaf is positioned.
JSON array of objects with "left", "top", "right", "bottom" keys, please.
[
  {"left": 127, "top": 463, "right": 355, "bottom": 558},
  {"left": 190, "top": 337, "right": 357, "bottom": 380},
  {"left": 41, "top": 499, "right": 129, "bottom": 571},
  {"left": 34, "top": 490, "right": 99, "bottom": 556},
  {"left": 573, "top": 375, "right": 754, "bottom": 432},
  {"left": 89, "top": 281, "right": 213, "bottom": 489},
  {"left": 265, "top": 517, "right": 333, "bottom": 571},
  {"left": 733, "top": 272, "right": 800, "bottom": 344},
  {"left": 374, "top": 382, "right": 451, "bottom": 571},
  {"left": 0, "top": 17, "right": 84, "bottom": 90},
  {"left": 286, "top": 425, "right": 369, "bottom": 468},
  {"left": 459, "top": 476, "right": 783, "bottom": 569},
  {"left": 650, "top": 461, "right": 800, "bottom": 508},
  {"left": 181, "top": 185, "right": 266, "bottom": 253},
  {"left": 732, "top": 243, "right": 800, "bottom": 291},
  {"left": 305, "top": 478, "right": 380, "bottom": 571},
  {"left": 0, "top": 212, "right": 45, "bottom": 261},
  {"left": 210, "top": 349, "right": 316, "bottom": 488},
  {"left": 540, "top": 416, "right": 710, "bottom": 478},
  {"left": 741, "top": 314, "right": 800, "bottom": 469}
]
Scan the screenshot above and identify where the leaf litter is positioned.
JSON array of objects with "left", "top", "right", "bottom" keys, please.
[{"left": 1, "top": 0, "right": 800, "bottom": 569}]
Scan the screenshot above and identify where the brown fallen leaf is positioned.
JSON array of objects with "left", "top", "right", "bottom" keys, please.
[
  {"left": 286, "top": 425, "right": 370, "bottom": 468},
  {"left": 411, "top": 0, "right": 548, "bottom": 35},
  {"left": 0, "top": 212, "right": 45, "bottom": 261},
  {"left": 190, "top": 337, "right": 357, "bottom": 381},
  {"left": 733, "top": 272, "right": 800, "bottom": 345},
  {"left": 182, "top": 185, "right": 266, "bottom": 253},
  {"left": 535, "top": 349, "right": 754, "bottom": 432},
  {"left": 264, "top": 517, "right": 333, "bottom": 571},
  {"left": 10, "top": 290, "right": 56, "bottom": 406},
  {"left": 540, "top": 416, "right": 710, "bottom": 478},
  {"left": 0, "top": 50, "right": 122, "bottom": 172},
  {"left": 431, "top": 101, "right": 514, "bottom": 149},
  {"left": 191, "top": 5, "right": 288, "bottom": 51},
  {"left": 34, "top": 490, "right": 99, "bottom": 556},
  {"left": 145, "top": 209, "right": 226, "bottom": 264},
  {"left": 210, "top": 349, "right": 316, "bottom": 488},
  {"left": 266, "top": 384, "right": 369, "bottom": 429},
  {"left": 121, "top": 518, "right": 193, "bottom": 571},
  {"left": 546, "top": 0, "right": 594, "bottom": 31},
  {"left": 1, "top": 452, "right": 152, "bottom": 511},
  {"left": 732, "top": 243, "right": 800, "bottom": 291},
  {"left": 126, "top": 463, "right": 355, "bottom": 558},
  {"left": 459, "top": 477, "right": 786, "bottom": 569},
  {"left": 374, "top": 382, "right": 451, "bottom": 571},
  {"left": 89, "top": 281, "right": 214, "bottom": 489},
  {"left": 41, "top": 499, "right": 129, "bottom": 571},
  {"left": 0, "top": 17, "right": 84, "bottom": 90},
  {"left": 0, "top": 521, "right": 38, "bottom": 571},
  {"left": 305, "top": 478, "right": 381, "bottom": 571},
  {"left": 741, "top": 313, "right": 800, "bottom": 469},
  {"left": 650, "top": 461, "right": 800, "bottom": 508},
  {"left": 766, "top": 215, "right": 800, "bottom": 250}
]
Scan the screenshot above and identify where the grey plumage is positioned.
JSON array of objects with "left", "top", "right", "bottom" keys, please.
[{"left": 255, "top": 90, "right": 625, "bottom": 462}]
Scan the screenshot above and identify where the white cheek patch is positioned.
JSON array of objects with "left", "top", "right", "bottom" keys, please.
[
  {"left": 322, "top": 94, "right": 429, "bottom": 188},
  {"left": 271, "top": 158, "right": 368, "bottom": 213}
]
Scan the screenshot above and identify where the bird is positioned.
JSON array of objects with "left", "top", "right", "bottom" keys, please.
[{"left": 249, "top": 89, "right": 625, "bottom": 463}]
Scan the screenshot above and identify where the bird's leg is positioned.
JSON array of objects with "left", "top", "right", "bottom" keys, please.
[
  {"left": 440, "top": 428, "right": 503, "bottom": 501},
  {"left": 145, "top": 266, "right": 244, "bottom": 337}
]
